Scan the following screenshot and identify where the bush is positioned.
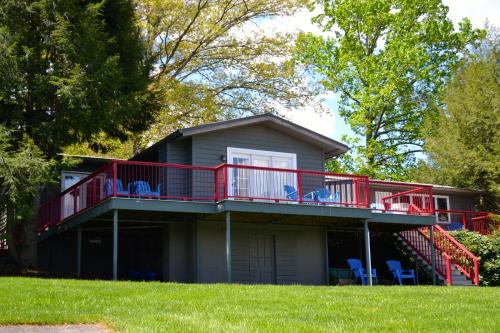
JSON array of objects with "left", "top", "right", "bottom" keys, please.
[{"left": 449, "top": 231, "right": 500, "bottom": 286}]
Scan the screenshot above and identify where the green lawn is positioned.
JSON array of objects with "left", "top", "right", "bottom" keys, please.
[{"left": 0, "top": 278, "right": 498, "bottom": 332}]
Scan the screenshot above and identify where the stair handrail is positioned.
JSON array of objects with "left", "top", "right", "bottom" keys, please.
[{"left": 431, "top": 225, "right": 479, "bottom": 285}]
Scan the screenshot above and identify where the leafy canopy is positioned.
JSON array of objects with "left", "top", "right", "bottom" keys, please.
[
  {"left": 296, "top": 0, "right": 484, "bottom": 179},
  {"left": 415, "top": 29, "right": 500, "bottom": 209},
  {"left": 131, "top": 0, "right": 318, "bottom": 150},
  {"left": 0, "top": 0, "right": 154, "bottom": 158}
]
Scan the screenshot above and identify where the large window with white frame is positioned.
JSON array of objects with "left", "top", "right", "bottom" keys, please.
[{"left": 227, "top": 147, "right": 297, "bottom": 200}]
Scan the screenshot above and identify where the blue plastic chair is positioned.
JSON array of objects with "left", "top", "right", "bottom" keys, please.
[
  {"left": 133, "top": 181, "right": 161, "bottom": 197},
  {"left": 315, "top": 188, "right": 340, "bottom": 204},
  {"left": 104, "top": 179, "right": 131, "bottom": 196},
  {"left": 386, "top": 260, "right": 416, "bottom": 285},
  {"left": 347, "top": 258, "right": 378, "bottom": 285},
  {"left": 283, "top": 185, "right": 315, "bottom": 201},
  {"left": 445, "top": 222, "right": 463, "bottom": 231},
  {"left": 128, "top": 270, "right": 157, "bottom": 281}
]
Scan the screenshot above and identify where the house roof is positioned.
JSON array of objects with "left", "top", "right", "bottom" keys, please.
[
  {"left": 132, "top": 113, "right": 349, "bottom": 161},
  {"left": 58, "top": 154, "right": 125, "bottom": 164}
]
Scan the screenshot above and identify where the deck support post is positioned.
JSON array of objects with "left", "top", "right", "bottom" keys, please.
[
  {"left": 113, "top": 209, "right": 118, "bottom": 281},
  {"left": 77, "top": 225, "right": 82, "bottom": 277},
  {"left": 430, "top": 226, "right": 436, "bottom": 286},
  {"left": 363, "top": 220, "right": 373, "bottom": 286},
  {"left": 225, "top": 211, "right": 232, "bottom": 284}
]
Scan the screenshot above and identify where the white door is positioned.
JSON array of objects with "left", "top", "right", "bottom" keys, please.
[
  {"left": 250, "top": 155, "right": 272, "bottom": 198},
  {"left": 227, "top": 148, "right": 297, "bottom": 200},
  {"left": 229, "top": 153, "right": 251, "bottom": 198},
  {"left": 434, "top": 196, "right": 450, "bottom": 223},
  {"left": 61, "top": 172, "right": 89, "bottom": 219}
]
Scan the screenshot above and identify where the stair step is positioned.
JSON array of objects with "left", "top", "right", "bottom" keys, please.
[{"left": 395, "top": 234, "right": 476, "bottom": 287}]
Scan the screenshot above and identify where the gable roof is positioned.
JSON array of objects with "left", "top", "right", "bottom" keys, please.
[{"left": 132, "top": 113, "right": 349, "bottom": 161}]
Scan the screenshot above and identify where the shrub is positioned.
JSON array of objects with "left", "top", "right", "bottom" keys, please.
[{"left": 449, "top": 231, "right": 500, "bottom": 286}]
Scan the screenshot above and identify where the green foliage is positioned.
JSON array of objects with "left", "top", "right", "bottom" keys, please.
[
  {"left": 0, "top": 0, "right": 154, "bottom": 157},
  {"left": 131, "top": 0, "right": 318, "bottom": 151},
  {"left": 415, "top": 28, "right": 500, "bottom": 208},
  {"left": 0, "top": 126, "right": 55, "bottom": 221},
  {"left": 296, "top": 0, "right": 484, "bottom": 179},
  {"left": 449, "top": 230, "right": 500, "bottom": 286}
]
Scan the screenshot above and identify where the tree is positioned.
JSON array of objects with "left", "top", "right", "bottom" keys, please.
[
  {"left": 0, "top": 127, "right": 55, "bottom": 269},
  {"left": 131, "top": 0, "right": 318, "bottom": 150},
  {"left": 414, "top": 29, "right": 500, "bottom": 210},
  {"left": 0, "top": 0, "right": 152, "bottom": 268},
  {"left": 295, "top": 0, "right": 484, "bottom": 179}
]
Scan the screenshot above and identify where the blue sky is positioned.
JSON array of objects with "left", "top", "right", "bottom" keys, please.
[{"left": 272, "top": 0, "right": 500, "bottom": 142}]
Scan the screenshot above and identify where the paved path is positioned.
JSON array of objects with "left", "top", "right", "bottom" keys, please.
[{"left": 0, "top": 325, "right": 109, "bottom": 333}]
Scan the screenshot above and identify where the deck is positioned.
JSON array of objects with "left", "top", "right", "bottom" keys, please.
[{"left": 38, "top": 160, "right": 437, "bottom": 238}]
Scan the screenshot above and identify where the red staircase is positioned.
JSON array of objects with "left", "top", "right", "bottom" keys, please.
[{"left": 398, "top": 225, "right": 479, "bottom": 286}]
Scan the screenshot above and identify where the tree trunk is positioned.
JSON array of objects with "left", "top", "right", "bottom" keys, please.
[{"left": 18, "top": 192, "right": 40, "bottom": 270}]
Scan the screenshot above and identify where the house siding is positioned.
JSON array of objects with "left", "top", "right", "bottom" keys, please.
[
  {"left": 191, "top": 124, "right": 325, "bottom": 170},
  {"left": 196, "top": 221, "right": 326, "bottom": 285}
]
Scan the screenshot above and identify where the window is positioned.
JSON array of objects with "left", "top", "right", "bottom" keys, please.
[
  {"left": 227, "top": 147, "right": 297, "bottom": 199},
  {"left": 434, "top": 195, "right": 450, "bottom": 223}
]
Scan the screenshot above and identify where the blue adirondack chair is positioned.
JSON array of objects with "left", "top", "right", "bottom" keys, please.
[
  {"left": 347, "top": 258, "right": 378, "bottom": 285},
  {"left": 283, "top": 185, "right": 315, "bottom": 202},
  {"left": 445, "top": 222, "right": 463, "bottom": 231},
  {"left": 133, "top": 181, "right": 161, "bottom": 197},
  {"left": 104, "top": 178, "right": 131, "bottom": 196},
  {"left": 386, "top": 260, "right": 416, "bottom": 285},
  {"left": 315, "top": 188, "right": 340, "bottom": 204}
]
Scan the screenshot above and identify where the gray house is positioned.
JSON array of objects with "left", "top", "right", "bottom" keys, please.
[{"left": 34, "top": 114, "right": 488, "bottom": 286}]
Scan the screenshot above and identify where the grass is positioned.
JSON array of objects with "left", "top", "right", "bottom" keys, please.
[{"left": 0, "top": 278, "right": 498, "bottom": 333}]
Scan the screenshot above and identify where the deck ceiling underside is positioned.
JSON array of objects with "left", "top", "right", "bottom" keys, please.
[{"left": 48, "top": 199, "right": 432, "bottom": 235}]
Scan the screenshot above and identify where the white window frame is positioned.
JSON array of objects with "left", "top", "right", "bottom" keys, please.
[
  {"left": 226, "top": 147, "right": 297, "bottom": 169},
  {"left": 226, "top": 147, "right": 297, "bottom": 200},
  {"left": 61, "top": 171, "right": 90, "bottom": 191},
  {"left": 434, "top": 195, "right": 451, "bottom": 223}
]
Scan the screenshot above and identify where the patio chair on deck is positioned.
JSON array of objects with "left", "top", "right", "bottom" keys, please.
[
  {"left": 386, "top": 260, "right": 416, "bottom": 285},
  {"left": 133, "top": 181, "right": 161, "bottom": 197},
  {"left": 315, "top": 188, "right": 340, "bottom": 204},
  {"left": 283, "top": 185, "right": 315, "bottom": 202},
  {"left": 347, "top": 258, "right": 378, "bottom": 285},
  {"left": 104, "top": 178, "right": 131, "bottom": 196}
]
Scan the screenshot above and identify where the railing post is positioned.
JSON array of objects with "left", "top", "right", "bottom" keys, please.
[
  {"left": 430, "top": 226, "right": 436, "bottom": 286},
  {"left": 214, "top": 168, "right": 219, "bottom": 202},
  {"left": 473, "top": 259, "right": 479, "bottom": 286},
  {"left": 428, "top": 187, "right": 434, "bottom": 213},
  {"left": 297, "top": 171, "right": 302, "bottom": 203},
  {"left": 73, "top": 189, "right": 77, "bottom": 216},
  {"left": 112, "top": 160, "right": 117, "bottom": 197},
  {"left": 223, "top": 165, "right": 228, "bottom": 199},
  {"left": 364, "top": 177, "right": 370, "bottom": 208},
  {"left": 462, "top": 212, "right": 467, "bottom": 231},
  {"left": 444, "top": 253, "right": 452, "bottom": 286},
  {"left": 92, "top": 177, "right": 96, "bottom": 204}
]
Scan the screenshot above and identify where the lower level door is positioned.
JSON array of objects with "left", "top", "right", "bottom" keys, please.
[{"left": 250, "top": 234, "right": 276, "bottom": 284}]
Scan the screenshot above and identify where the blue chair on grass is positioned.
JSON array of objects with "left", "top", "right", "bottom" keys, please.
[
  {"left": 133, "top": 181, "right": 161, "bottom": 197},
  {"left": 128, "top": 270, "right": 157, "bottom": 281},
  {"left": 386, "top": 260, "right": 416, "bottom": 285},
  {"left": 283, "top": 185, "right": 315, "bottom": 202},
  {"left": 104, "top": 179, "right": 131, "bottom": 196},
  {"left": 347, "top": 258, "right": 378, "bottom": 285}
]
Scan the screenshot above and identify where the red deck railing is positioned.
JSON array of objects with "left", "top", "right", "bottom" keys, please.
[
  {"left": 399, "top": 225, "right": 480, "bottom": 285},
  {"left": 368, "top": 180, "right": 434, "bottom": 214},
  {"left": 38, "top": 160, "right": 436, "bottom": 232},
  {"left": 436, "top": 209, "right": 497, "bottom": 235}
]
